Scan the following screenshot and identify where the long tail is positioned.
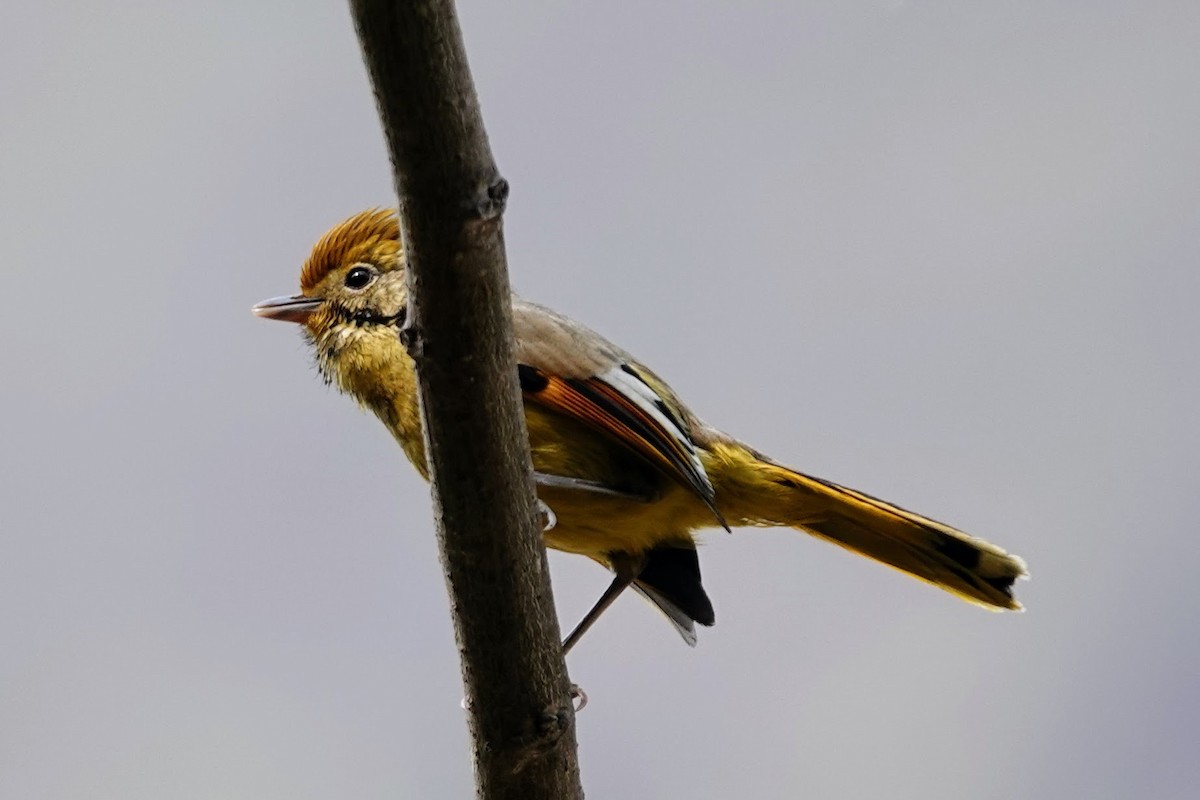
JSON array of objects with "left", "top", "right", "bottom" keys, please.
[{"left": 707, "top": 441, "right": 1028, "bottom": 610}]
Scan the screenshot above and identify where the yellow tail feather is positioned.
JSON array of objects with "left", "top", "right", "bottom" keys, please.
[{"left": 707, "top": 441, "right": 1028, "bottom": 610}]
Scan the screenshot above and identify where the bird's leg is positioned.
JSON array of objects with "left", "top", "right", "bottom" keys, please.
[
  {"left": 561, "top": 552, "right": 645, "bottom": 655},
  {"left": 534, "top": 471, "right": 655, "bottom": 502}
]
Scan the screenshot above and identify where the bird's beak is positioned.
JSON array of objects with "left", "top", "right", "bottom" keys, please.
[{"left": 252, "top": 294, "right": 322, "bottom": 324}]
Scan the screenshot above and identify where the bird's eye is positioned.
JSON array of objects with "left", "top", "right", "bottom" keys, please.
[{"left": 345, "top": 265, "right": 375, "bottom": 290}]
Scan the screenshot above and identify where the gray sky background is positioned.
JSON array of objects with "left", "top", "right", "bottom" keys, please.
[{"left": 3, "top": 2, "right": 1198, "bottom": 798}]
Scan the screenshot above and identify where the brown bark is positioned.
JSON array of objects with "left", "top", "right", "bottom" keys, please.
[{"left": 347, "top": 2, "right": 584, "bottom": 798}]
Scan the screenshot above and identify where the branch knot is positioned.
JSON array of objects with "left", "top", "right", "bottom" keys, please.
[
  {"left": 506, "top": 703, "right": 573, "bottom": 776},
  {"left": 473, "top": 176, "right": 509, "bottom": 221}
]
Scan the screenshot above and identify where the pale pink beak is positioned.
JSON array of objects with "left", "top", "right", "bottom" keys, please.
[{"left": 252, "top": 294, "right": 322, "bottom": 324}]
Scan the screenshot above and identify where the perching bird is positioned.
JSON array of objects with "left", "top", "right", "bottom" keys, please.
[{"left": 254, "top": 208, "right": 1027, "bottom": 651}]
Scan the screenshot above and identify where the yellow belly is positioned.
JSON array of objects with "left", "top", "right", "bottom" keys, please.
[
  {"left": 538, "top": 481, "right": 713, "bottom": 558},
  {"left": 524, "top": 404, "right": 716, "bottom": 559}
]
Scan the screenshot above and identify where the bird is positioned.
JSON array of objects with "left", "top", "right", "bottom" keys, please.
[{"left": 254, "top": 208, "right": 1028, "bottom": 652}]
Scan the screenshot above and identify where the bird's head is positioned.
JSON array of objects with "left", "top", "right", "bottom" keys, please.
[{"left": 254, "top": 208, "right": 410, "bottom": 392}]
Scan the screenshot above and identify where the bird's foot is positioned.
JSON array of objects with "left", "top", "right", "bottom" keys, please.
[
  {"left": 537, "top": 499, "right": 557, "bottom": 531},
  {"left": 569, "top": 683, "right": 588, "bottom": 712}
]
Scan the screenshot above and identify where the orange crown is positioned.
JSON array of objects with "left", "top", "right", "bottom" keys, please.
[{"left": 300, "top": 208, "right": 401, "bottom": 293}]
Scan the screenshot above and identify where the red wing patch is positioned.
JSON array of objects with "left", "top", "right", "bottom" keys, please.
[{"left": 518, "top": 364, "right": 727, "bottom": 529}]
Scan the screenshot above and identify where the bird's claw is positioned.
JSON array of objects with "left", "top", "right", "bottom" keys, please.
[
  {"left": 537, "top": 499, "right": 557, "bottom": 531},
  {"left": 569, "top": 683, "right": 588, "bottom": 712}
]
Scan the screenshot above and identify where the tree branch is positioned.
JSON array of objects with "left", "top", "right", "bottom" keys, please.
[{"left": 347, "top": 2, "right": 583, "bottom": 798}]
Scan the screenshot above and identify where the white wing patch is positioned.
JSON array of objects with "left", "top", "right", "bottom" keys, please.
[{"left": 598, "top": 365, "right": 715, "bottom": 498}]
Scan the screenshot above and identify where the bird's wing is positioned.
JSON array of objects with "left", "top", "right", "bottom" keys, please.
[{"left": 512, "top": 300, "right": 728, "bottom": 530}]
